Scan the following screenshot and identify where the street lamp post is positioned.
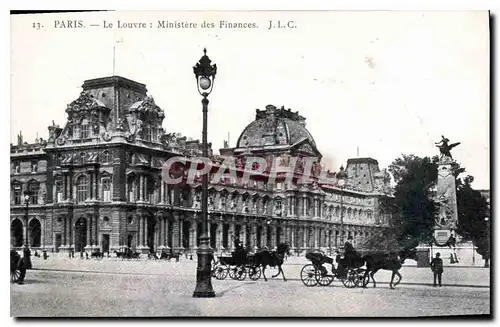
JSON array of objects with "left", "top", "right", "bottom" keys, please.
[
  {"left": 23, "top": 190, "right": 34, "bottom": 265},
  {"left": 192, "top": 48, "right": 217, "bottom": 298},
  {"left": 23, "top": 190, "right": 33, "bottom": 248},
  {"left": 337, "top": 166, "right": 348, "bottom": 247}
]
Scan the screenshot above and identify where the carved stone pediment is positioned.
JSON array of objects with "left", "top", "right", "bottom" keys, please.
[{"left": 67, "top": 92, "right": 105, "bottom": 114}]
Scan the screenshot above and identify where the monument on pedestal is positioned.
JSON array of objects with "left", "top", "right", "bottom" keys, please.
[
  {"left": 431, "top": 136, "right": 462, "bottom": 264},
  {"left": 433, "top": 135, "right": 460, "bottom": 245}
]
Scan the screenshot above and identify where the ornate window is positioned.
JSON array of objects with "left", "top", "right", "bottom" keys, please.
[
  {"left": 81, "top": 119, "right": 90, "bottom": 139},
  {"left": 274, "top": 198, "right": 282, "bottom": 216},
  {"left": 102, "top": 177, "right": 111, "bottom": 202},
  {"left": 31, "top": 161, "right": 38, "bottom": 173},
  {"left": 28, "top": 182, "right": 39, "bottom": 205},
  {"left": 367, "top": 211, "right": 373, "bottom": 221},
  {"left": 127, "top": 176, "right": 136, "bottom": 202},
  {"left": 151, "top": 128, "right": 157, "bottom": 142},
  {"left": 252, "top": 196, "right": 258, "bottom": 213},
  {"left": 12, "top": 183, "right": 22, "bottom": 205},
  {"left": 144, "top": 127, "right": 151, "bottom": 141},
  {"left": 76, "top": 175, "right": 89, "bottom": 203},
  {"left": 73, "top": 124, "right": 81, "bottom": 139},
  {"left": 55, "top": 179, "right": 63, "bottom": 203},
  {"left": 13, "top": 162, "right": 20, "bottom": 174}
]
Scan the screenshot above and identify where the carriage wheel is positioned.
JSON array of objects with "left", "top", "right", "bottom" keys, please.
[
  {"left": 236, "top": 266, "right": 247, "bottom": 281},
  {"left": 300, "top": 264, "right": 318, "bottom": 287},
  {"left": 248, "top": 266, "right": 261, "bottom": 281},
  {"left": 229, "top": 265, "right": 246, "bottom": 280},
  {"left": 213, "top": 263, "right": 229, "bottom": 280},
  {"left": 228, "top": 266, "right": 238, "bottom": 280},
  {"left": 211, "top": 261, "right": 220, "bottom": 277},
  {"left": 341, "top": 269, "right": 358, "bottom": 288},
  {"left": 10, "top": 268, "right": 20, "bottom": 284},
  {"left": 315, "top": 268, "right": 334, "bottom": 286}
]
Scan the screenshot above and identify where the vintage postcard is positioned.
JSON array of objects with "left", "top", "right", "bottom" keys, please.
[{"left": 9, "top": 10, "right": 490, "bottom": 317}]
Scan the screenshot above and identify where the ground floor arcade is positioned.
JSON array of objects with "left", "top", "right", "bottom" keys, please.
[{"left": 10, "top": 205, "right": 380, "bottom": 255}]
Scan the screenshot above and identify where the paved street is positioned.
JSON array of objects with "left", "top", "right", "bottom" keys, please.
[{"left": 11, "top": 257, "right": 490, "bottom": 317}]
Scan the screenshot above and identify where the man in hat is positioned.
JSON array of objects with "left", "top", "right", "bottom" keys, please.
[
  {"left": 337, "top": 236, "right": 357, "bottom": 277},
  {"left": 430, "top": 252, "right": 444, "bottom": 287},
  {"left": 344, "top": 235, "right": 356, "bottom": 267}
]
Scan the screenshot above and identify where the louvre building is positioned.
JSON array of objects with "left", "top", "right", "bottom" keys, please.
[{"left": 10, "top": 76, "right": 392, "bottom": 255}]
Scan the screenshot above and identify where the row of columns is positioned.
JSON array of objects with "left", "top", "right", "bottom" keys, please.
[
  {"left": 45, "top": 212, "right": 375, "bottom": 253},
  {"left": 59, "top": 169, "right": 100, "bottom": 202},
  {"left": 52, "top": 215, "right": 99, "bottom": 249},
  {"left": 131, "top": 214, "right": 375, "bottom": 252}
]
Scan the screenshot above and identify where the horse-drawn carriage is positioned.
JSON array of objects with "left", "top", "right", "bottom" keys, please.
[
  {"left": 300, "top": 252, "right": 368, "bottom": 288},
  {"left": 212, "top": 250, "right": 261, "bottom": 281},
  {"left": 212, "top": 243, "right": 291, "bottom": 282}
]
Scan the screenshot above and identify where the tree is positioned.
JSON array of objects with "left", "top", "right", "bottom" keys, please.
[
  {"left": 364, "top": 155, "right": 438, "bottom": 251},
  {"left": 455, "top": 175, "right": 490, "bottom": 265}
]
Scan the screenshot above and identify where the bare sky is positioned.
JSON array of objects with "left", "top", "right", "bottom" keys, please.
[{"left": 10, "top": 11, "right": 490, "bottom": 189}]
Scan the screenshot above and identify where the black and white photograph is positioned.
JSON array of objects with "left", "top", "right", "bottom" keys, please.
[{"left": 9, "top": 10, "right": 491, "bottom": 317}]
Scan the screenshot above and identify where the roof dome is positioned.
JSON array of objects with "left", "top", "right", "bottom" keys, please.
[{"left": 236, "top": 105, "right": 317, "bottom": 148}]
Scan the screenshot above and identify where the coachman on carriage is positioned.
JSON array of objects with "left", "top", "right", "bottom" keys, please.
[
  {"left": 212, "top": 240, "right": 262, "bottom": 281},
  {"left": 301, "top": 236, "right": 368, "bottom": 288}
]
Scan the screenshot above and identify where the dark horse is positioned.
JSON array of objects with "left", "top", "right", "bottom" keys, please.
[
  {"left": 253, "top": 243, "right": 290, "bottom": 281},
  {"left": 362, "top": 248, "right": 417, "bottom": 289}
]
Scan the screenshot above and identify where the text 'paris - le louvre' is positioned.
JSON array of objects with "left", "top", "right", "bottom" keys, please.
[{"left": 10, "top": 75, "right": 393, "bottom": 255}]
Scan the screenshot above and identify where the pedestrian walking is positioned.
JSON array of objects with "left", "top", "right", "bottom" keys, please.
[{"left": 430, "top": 252, "right": 444, "bottom": 287}]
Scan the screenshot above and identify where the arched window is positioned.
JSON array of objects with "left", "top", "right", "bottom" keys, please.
[
  {"left": 144, "top": 127, "right": 151, "bottom": 141},
  {"left": 76, "top": 175, "right": 89, "bottom": 203},
  {"left": 274, "top": 197, "right": 282, "bottom": 216}
]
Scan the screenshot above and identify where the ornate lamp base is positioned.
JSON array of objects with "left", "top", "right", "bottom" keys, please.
[{"left": 192, "top": 237, "right": 215, "bottom": 298}]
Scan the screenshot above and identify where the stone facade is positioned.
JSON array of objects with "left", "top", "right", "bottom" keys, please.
[{"left": 10, "top": 76, "right": 391, "bottom": 255}]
